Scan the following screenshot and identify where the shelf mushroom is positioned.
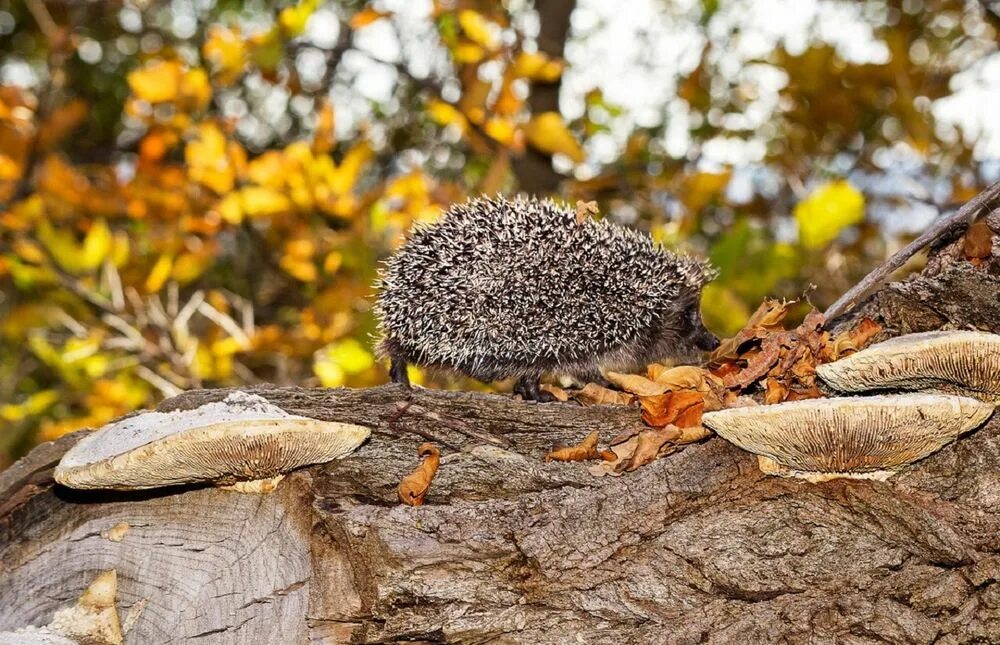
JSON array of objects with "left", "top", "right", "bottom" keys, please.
[
  {"left": 701, "top": 394, "right": 993, "bottom": 482},
  {"left": 54, "top": 391, "right": 370, "bottom": 491},
  {"left": 817, "top": 330, "right": 1000, "bottom": 402}
]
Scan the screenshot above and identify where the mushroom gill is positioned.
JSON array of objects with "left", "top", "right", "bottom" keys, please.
[
  {"left": 817, "top": 330, "right": 1000, "bottom": 402},
  {"left": 701, "top": 394, "right": 993, "bottom": 482},
  {"left": 55, "top": 391, "right": 370, "bottom": 490}
]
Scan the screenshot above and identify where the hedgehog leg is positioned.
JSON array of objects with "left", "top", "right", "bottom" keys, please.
[
  {"left": 389, "top": 356, "right": 411, "bottom": 388},
  {"left": 513, "top": 375, "right": 557, "bottom": 403}
]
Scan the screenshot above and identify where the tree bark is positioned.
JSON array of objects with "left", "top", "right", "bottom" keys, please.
[{"left": 4, "top": 259, "right": 1000, "bottom": 643}]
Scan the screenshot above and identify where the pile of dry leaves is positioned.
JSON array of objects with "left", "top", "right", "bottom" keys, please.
[{"left": 544, "top": 299, "right": 883, "bottom": 475}]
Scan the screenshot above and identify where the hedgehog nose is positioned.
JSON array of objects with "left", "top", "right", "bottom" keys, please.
[{"left": 698, "top": 332, "right": 721, "bottom": 352}]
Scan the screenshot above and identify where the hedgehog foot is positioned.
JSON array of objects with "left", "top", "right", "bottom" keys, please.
[
  {"left": 390, "top": 357, "right": 411, "bottom": 388},
  {"left": 514, "top": 375, "right": 558, "bottom": 403}
]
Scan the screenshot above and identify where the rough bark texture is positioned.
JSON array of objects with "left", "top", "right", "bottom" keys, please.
[{"left": 3, "top": 257, "right": 1000, "bottom": 644}]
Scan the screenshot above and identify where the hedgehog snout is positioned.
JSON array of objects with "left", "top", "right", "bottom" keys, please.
[{"left": 694, "top": 327, "right": 721, "bottom": 352}]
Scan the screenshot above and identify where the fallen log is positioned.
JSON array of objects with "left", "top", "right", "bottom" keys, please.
[{"left": 3, "top": 223, "right": 1000, "bottom": 644}]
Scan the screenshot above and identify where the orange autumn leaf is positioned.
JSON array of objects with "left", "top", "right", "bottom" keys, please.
[
  {"left": 620, "top": 426, "right": 682, "bottom": 472},
  {"left": 350, "top": 8, "right": 392, "bottom": 29},
  {"left": 398, "top": 442, "right": 440, "bottom": 506},
  {"left": 964, "top": 219, "right": 994, "bottom": 261},
  {"left": 829, "top": 316, "right": 883, "bottom": 359},
  {"left": 574, "top": 382, "right": 634, "bottom": 406},
  {"left": 545, "top": 431, "right": 610, "bottom": 463},
  {"left": 640, "top": 390, "right": 705, "bottom": 428}
]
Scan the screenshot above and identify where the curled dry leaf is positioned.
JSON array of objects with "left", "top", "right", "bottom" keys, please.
[
  {"left": 398, "top": 442, "right": 440, "bottom": 506},
  {"left": 829, "top": 317, "right": 883, "bottom": 359},
  {"left": 540, "top": 383, "right": 570, "bottom": 402},
  {"left": 605, "top": 371, "right": 668, "bottom": 396},
  {"left": 640, "top": 390, "right": 705, "bottom": 428},
  {"left": 620, "top": 426, "right": 682, "bottom": 472},
  {"left": 545, "top": 430, "right": 613, "bottom": 463},
  {"left": 647, "top": 364, "right": 710, "bottom": 390},
  {"left": 574, "top": 382, "right": 634, "bottom": 406},
  {"left": 710, "top": 298, "right": 791, "bottom": 363}
]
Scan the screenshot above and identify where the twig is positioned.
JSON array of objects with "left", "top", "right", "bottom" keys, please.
[
  {"left": 135, "top": 366, "right": 183, "bottom": 398},
  {"left": 824, "top": 180, "right": 1000, "bottom": 322},
  {"left": 383, "top": 401, "right": 462, "bottom": 450}
]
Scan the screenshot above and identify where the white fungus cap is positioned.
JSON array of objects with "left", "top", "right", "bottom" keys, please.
[
  {"left": 817, "top": 330, "right": 1000, "bottom": 402},
  {"left": 702, "top": 394, "right": 994, "bottom": 482},
  {"left": 55, "top": 392, "right": 370, "bottom": 490}
]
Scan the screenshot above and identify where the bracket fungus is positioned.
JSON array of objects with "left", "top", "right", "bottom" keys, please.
[
  {"left": 54, "top": 391, "right": 370, "bottom": 491},
  {"left": 817, "top": 330, "right": 1000, "bottom": 402},
  {"left": 702, "top": 394, "right": 993, "bottom": 482}
]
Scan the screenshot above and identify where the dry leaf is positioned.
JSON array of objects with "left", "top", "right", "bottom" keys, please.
[
  {"left": 640, "top": 390, "right": 705, "bottom": 428},
  {"left": 540, "top": 383, "right": 569, "bottom": 402},
  {"left": 545, "top": 430, "right": 604, "bottom": 462},
  {"left": 620, "top": 426, "right": 682, "bottom": 472},
  {"left": 588, "top": 435, "right": 638, "bottom": 476},
  {"left": 575, "top": 200, "right": 599, "bottom": 223},
  {"left": 829, "top": 317, "right": 883, "bottom": 359},
  {"left": 648, "top": 365, "right": 710, "bottom": 390},
  {"left": 965, "top": 219, "right": 994, "bottom": 260},
  {"left": 605, "top": 371, "right": 668, "bottom": 396},
  {"left": 574, "top": 382, "right": 634, "bottom": 406},
  {"left": 722, "top": 334, "right": 784, "bottom": 389},
  {"left": 398, "top": 442, "right": 440, "bottom": 506},
  {"left": 763, "top": 377, "right": 788, "bottom": 405},
  {"left": 674, "top": 425, "right": 712, "bottom": 444},
  {"left": 710, "top": 298, "right": 791, "bottom": 363}
]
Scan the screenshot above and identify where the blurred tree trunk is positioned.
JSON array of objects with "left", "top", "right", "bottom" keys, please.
[{"left": 513, "top": 0, "right": 576, "bottom": 195}]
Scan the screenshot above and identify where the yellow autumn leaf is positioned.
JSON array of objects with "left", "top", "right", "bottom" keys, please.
[
  {"left": 179, "top": 68, "right": 212, "bottom": 111},
  {"left": 314, "top": 338, "right": 375, "bottom": 386},
  {"left": 279, "top": 0, "right": 319, "bottom": 37},
  {"left": 127, "top": 60, "right": 183, "bottom": 103},
  {"left": 172, "top": 251, "right": 214, "bottom": 284},
  {"left": 279, "top": 254, "right": 318, "bottom": 282},
  {"left": 458, "top": 10, "right": 498, "bottom": 49},
  {"left": 145, "top": 254, "right": 174, "bottom": 293},
  {"left": 0, "top": 390, "right": 59, "bottom": 422},
  {"left": 513, "top": 52, "right": 564, "bottom": 81},
  {"left": 453, "top": 42, "right": 486, "bottom": 64},
  {"left": 239, "top": 186, "right": 294, "bottom": 218},
  {"left": 186, "top": 123, "right": 235, "bottom": 194},
  {"left": 203, "top": 25, "right": 247, "bottom": 86},
  {"left": 795, "top": 180, "right": 865, "bottom": 249},
  {"left": 427, "top": 99, "right": 468, "bottom": 132},
  {"left": 328, "top": 142, "right": 373, "bottom": 194},
  {"left": 484, "top": 117, "right": 518, "bottom": 147},
  {"left": 524, "top": 112, "right": 585, "bottom": 162},
  {"left": 80, "top": 219, "right": 112, "bottom": 271},
  {"left": 35, "top": 218, "right": 111, "bottom": 274}
]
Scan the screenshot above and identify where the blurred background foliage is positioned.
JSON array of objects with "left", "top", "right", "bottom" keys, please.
[{"left": 1, "top": 0, "right": 999, "bottom": 464}]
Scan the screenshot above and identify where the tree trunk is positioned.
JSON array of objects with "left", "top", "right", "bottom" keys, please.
[
  {"left": 4, "top": 256, "right": 1000, "bottom": 643},
  {"left": 512, "top": 0, "right": 576, "bottom": 195}
]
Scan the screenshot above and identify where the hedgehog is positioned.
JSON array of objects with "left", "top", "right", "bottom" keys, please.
[{"left": 375, "top": 196, "right": 719, "bottom": 401}]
